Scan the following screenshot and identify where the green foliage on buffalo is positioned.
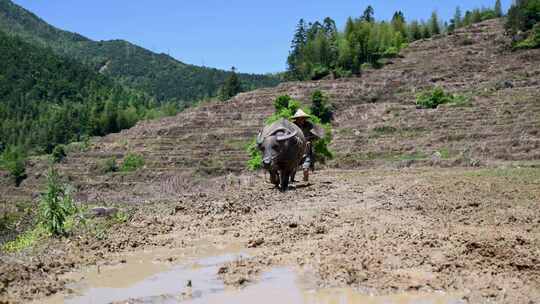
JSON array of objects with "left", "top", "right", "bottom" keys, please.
[
  {"left": 246, "top": 139, "right": 263, "bottom": 171},
  {"left": 247, "top": 95, "right": 334, "bottom": 170}
]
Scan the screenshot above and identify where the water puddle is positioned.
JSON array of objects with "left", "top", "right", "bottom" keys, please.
[{"left": 40, "top": 246, "right": 465, "bottom": 304}]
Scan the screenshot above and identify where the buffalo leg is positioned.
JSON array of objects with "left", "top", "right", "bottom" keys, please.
[
  {"left": 270, "top": 171, "right": 280, "bottom": 187},
  {"left": 280, "top": 172, "right": 290, "bottom": 192},
  {"left": 290, "top": 168, "right": 297, "bottom": 183}
]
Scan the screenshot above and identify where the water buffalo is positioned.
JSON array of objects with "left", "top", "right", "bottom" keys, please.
[{"left": 256, "top": 119, "right": 306, "bottom": 191}]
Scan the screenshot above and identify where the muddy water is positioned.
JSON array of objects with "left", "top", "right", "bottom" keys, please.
[{"left": 40, "top": 245, "right": 464, "bottom": 304}]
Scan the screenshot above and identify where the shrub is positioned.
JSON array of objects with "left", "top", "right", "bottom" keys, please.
[
  {"left": 99, "top": 157, "right": 118, "bottom": 174},
  {"left": 416, "top": 87, "right": 457, "bottom": 109},
  {"left": 310, "top": 90, "right": 334, "bottom": 124},
  {"left": 310, "top": 65, "right": 330, "bottom": 80},
  {"left": 332, "top": 67, "right": 352, "bottom": 79},
  {"left": 39, "top": 168, "right": 77, "bottom": 236},
  {"left": 514, "top": 23, "right": 540, "bottom": 49},
  {"left": 373, "top": 125, "right": 398, "bottom": 135},
  {"left": 51, "top": 145, "right": 66, "bottom": 163},
  {"left": 383, "top": 46, "right": 400, "bottom": 58},
  {"left": 0, "top": 146, "right": 27, "bottom": 186},
  {"left": 120, "top": 153, "right": 145, "bottom": 172}
]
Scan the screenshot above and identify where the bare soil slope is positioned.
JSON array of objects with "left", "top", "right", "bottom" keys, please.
[{"left": 2, "top": 19, "right": 539, "bottom": 204}]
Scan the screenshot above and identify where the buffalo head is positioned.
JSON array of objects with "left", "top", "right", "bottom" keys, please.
[{"left": 257, "top": 128, "right": 297, "bottom": 170}]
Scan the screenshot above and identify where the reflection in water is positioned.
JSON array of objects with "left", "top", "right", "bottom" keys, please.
[{"left": 42, "top": 251, "right": 465, "bottom": 304}]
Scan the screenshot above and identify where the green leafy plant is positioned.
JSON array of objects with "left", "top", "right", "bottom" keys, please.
[
  {"left": 416, "top": 87, "right": 470, "bottom": 109},
  {"left": 310, "top": 65, "right": 331, "bottom": 80},
  {"left": 39, "top": 168, "right": 77, "bottom": 236},
  {"left": 383, "top": 46, "right": 400, "bottom": 58},
  {"left": 99, "top": 157, "right": 118, "bottom": 174},
  {"left": 514, "top": 23, "right": 540, "bottom": 49},
  {"left": 120, "top": 153, "right": 145, "bottom": 172},
  {"left": 51, "top": 144, "right": 66, "bottom": 163},
  {"left": 310, "top": 90, "right": 334, "bottom": 124},
  {"left": 0, "top": 146, "right": 27, "bottom": 186},
  {"left": 2, "top": 225, "right": 45, "bottom": 252}
]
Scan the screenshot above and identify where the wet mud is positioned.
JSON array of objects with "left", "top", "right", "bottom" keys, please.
[{"left": 1, "top": 168, "right": 539, "bottom": 303}]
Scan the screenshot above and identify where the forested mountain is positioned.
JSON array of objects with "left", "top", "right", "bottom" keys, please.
[
  {"left": 0, "top": 29, "right": 176, "bottom": 153},
  {"left": 0, "top": 0, "right": 280, "bottom": 104}
]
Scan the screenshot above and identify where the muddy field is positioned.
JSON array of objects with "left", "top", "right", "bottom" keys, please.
[{"left": 1, "top": 166, "right": 539, "bottom": 303}]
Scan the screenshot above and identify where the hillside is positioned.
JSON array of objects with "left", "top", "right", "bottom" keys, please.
[
  {"left": 0, "top": 0, "right": 280, "bottom": 103},
  {"left": 0, "top": 29, "right": 158, "bottom": 153},
  {"left": 2, "top": 18, "right": 539, "bottom": 203}
]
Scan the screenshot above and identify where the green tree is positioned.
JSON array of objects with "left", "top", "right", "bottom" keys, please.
[
  {"left": 287, "top": 19, "right": 308, "bottom": 80},
  {"left": 429, "top": 11, "right": 441, "bottom": 35},
  {"left": 362, "top": 5, "right": 375, "bottom": 23},
  {"left": 218, "top": 67, "right": 243, "bottom": 101},
  {"left": 506, "top": 0, "right": 540, "bottom": 34},
  {"left": 472, "top": 9, "right": 483, "bottom": 23},
  {"left": 454, "top": 6, "right": 463, "bottom": 28},
  {"left": 0, "top": 146, "right": 26, "bottom": 186},
  {"left": 310, "top": 90, "right": 334, "bottom": 124},
  {"left": 51, "top": 145, "right": 66, "bottom": 163},
  {"left": 408, "top": 21, "right": 423, "bottom": 41},
  {"left": 421, "top": 21, "right": 432, "bottom": 38},
  {"left": 391, "top": 11, "right": 407, "bottom": 38},
  {"left": 495, "top": 0, "right": 503, "bottom": 17}
]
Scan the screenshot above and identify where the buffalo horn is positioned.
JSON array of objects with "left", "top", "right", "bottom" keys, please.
[{"left": 276, "top": 130, "right": 297, "bottom": 141}]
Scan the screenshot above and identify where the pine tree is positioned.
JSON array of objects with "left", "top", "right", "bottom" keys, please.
[
  {"left": 362, "top": 5, "right": 375, "bottom": 23},
  {"left": 307, "top": 21, "right": 323, "bottom": 40},
  {"left": 422, "top": 21, "right": 432, "bottom": 38},
  {"left": 218, "top": 67, "right": 242, "bottom": 101},
  {"left": 310, "top": 90, "right": 333, "bottom": 124},
  {"left": 323, "top": 17, "right": 338, "bottom": 38},
  {"left": 322, "top": 17, "right": 339, "bottom": 68},
  {"left": 429, "top": 11, "right": 441, "bottom": 35},
  {"left": 495, "top": 0, "right": 503, "bottom": 17},
  {"left": 287, "top": 19, "right": 308, "bottom": 80},
  {"left": 408, "top": 21, "right": 423, "bottom": 41},
  {"left": 392, "top": 11, "right": 407, "bottom": 37},
  {"left": 454, "top": 6, "right": 463, "bottom": 28}
]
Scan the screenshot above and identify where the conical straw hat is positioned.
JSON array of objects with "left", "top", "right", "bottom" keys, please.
[{"left": 292, "top": 109, "right": 310, "bottom": 119}]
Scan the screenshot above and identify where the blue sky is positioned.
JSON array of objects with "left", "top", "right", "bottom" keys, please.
[{"left": 14, "top": 0, "right": 510, "bottom": 74}]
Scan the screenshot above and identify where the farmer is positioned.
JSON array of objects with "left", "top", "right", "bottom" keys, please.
[{"left": 291, "top": 109, "right": 319, "bottom": 182}]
